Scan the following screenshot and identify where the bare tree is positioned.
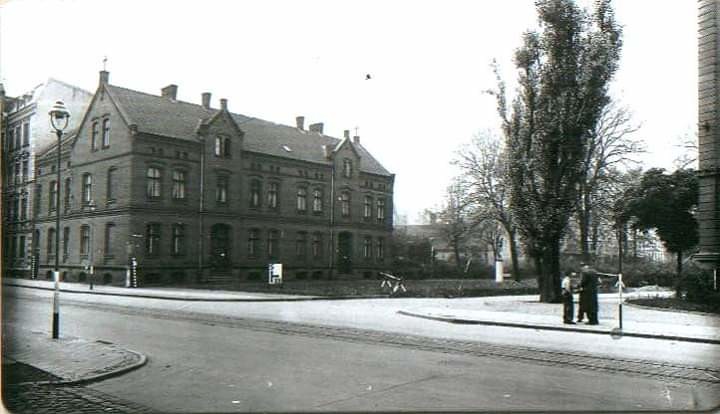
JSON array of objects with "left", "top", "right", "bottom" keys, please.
[
  {"left": 673, "top": 131, "right": 699, "bottom": 170},
  {"left": 434, "top": 181, "right": 475, "bottom": 271},
  {"left": 454, "top": 130, "right": 520, "bottom": 277},
  {"left": 576, "top": 101, "right": 644, "bottom": 260}
]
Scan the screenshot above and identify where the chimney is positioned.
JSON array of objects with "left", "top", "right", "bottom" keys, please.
[
  {"left": 309, "top": 122, "right": 324, "bottom": 134},
  {"left": 220, "top": 98, "right": 228, "bottom": 111},
  {"left": 99, "top": 70, "right": 109, "bottom": 86},
  {"left": 343, "top": 130, "right": 350, "bottom": 139},
  {"left": 353, "top": 135, "right": 360, "bottom": 145},
  {"left": 161, "top": 84, "right": 178, "bottom": 100},
  {"left": 201, "top": 92, "right": 211, "bottom": 109},
  {"left": 296, "top": 116, "right": 305, "bottom": 130}
]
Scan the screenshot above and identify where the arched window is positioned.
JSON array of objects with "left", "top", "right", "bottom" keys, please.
[
  {"left": 172, "top": 169, "right": 186, "bottom": 200},
  {"left": 216, "top": 175, "right": 228, "bottom": 204},
  {"left": 82, "top": 173, "right": 93, "bottom": 204},
  {"left": 297, "top": 187, "right": 307, "bottom": 212},
  {"left": 312, "top": 189, "right": 323, "bottom": 213},
  {"left": 250, "top": 179, "right": 261, "bottom": 208},
  {"left": 102, "top": 118, "right": 110, "bottom": 148},
  {"left": 49, "top": 180, "right": 58, "bottom": 212},
  {"left": 341, "top": 192, "right": 351, "bottom": 217},
  {"left": 248, "top": 229, "right": 260, "bottom": 257},
  {"left": 80, "top": 225, "right": 90, "bottom": 256},
  {"left": 47, "top": 228, "right": 56, "bottom": 256},
  {"left": 267, "top": 182, "right": 279, "bottom": 209},
  {"left": 91, "top": 121, "right": 99, "bottom": 151},
  {"left": 363, "top": 196, "right": 372, "bottom": 219},
  {"left": 146, "top": 167, "right": 161, "bottom": 198}
]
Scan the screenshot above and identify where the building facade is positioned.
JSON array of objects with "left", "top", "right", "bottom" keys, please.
[
  {"left": 32, "top": 71, "right": 394, "bottom": 285},
  {"left": 1, "top": 79, "right": 92, "bottom": 279}
]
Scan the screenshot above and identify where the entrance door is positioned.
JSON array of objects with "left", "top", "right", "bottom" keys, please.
[
  {"left": 210, "top": 224, "right": 231, "bottom": 267},
  {"left": 337, "top": 232, "right": 353, "bottom": 274}
]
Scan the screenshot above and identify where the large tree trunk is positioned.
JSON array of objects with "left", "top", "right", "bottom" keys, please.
[
  {"left": 675, "top": 250, "right": 683, "bottom": 298},
  {"left": 539, "top": 238, "right": 562, "bottom": 303},
  {"left": 578, "top": 193, "right": 591, "bottom": 261}
]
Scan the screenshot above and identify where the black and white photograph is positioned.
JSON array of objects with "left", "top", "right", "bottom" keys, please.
[{"left": 1, "top": 0, "right": 719, "bottom": 412}]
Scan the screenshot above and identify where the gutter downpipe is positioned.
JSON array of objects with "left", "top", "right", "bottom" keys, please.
[
  {"left": 197, "top": 135, "right": 206, "bottom": 282},
  {"left": 329, "top": 161, "right": 336, "bottom": 280}
]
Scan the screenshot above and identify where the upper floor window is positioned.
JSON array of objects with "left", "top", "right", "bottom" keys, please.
[
  {"left": 216, "top": 176, "right": 228, "bottom": 204},
  {"left": 102, "top": 118, "right": 110, "bottom": 148},
  {"left": 343, "top": 158, "right": 353, "bottom": 178},
  {"left": 107, "top": 168, "right": 117, "bottom": 201},
  {"left": 82, "top": 173, "right": 93, "bottom": 204},
  {"left": 312, "top": 189, "right": 323, "bottom": 213},
  {"left": 363, "top": 196, "right": 372, "bottom": 219},
  {"left": 64, "top": 177, "right": 72, "bottom": 210},
  {"left": 21, "top": 160, "right": 28, "bottom": 182},
  {"left": 214, "top": 136, "right": 231, "bottom": 158},
  {"left": 377, "top": 198, "right": 386, "bottom": 221},
  {"left": 376, "top": 237, "right": 385, "bottom": 259},
  {"left": 22, "top": 123, "right": 29, "bottom": 146},
  {"left": 250, "top": 179, "right": 261, "bottom": 208},
  {"left": 267, "top": 182, "right": 279, "bottom": 209},
  {"left": 341, "top": 192, "right": 351, "bottom": 217},
  {"left": 172, "top": 170, "right": 186, "bottom": 200},
  {"left": 91, "top": 121, "right": 99, "bottom": 151},
  {"left": 146, "top": 167, "right": 161, "bottom": 198},
  {"left": 14, "top": 162, "right": 20, "bottom": 185},
  {"left": 14, "top": 126, "right": 21, "bottom": 150},
  {"left": 80, "top": 225, "right": 90, "bottom": 256},
  {"left": 172, "top": 223, "right": 186, "bottom": 255},
  {"left": 297, "top": 187, "right": 307, "bottom": 212},
  {"left": 20, "top": 196, "right": 28, "bottom": 221},
  {"left": 49, "top": 181, "right": 58, "bottom": 212},
  {"left": 146, "top": 223, "right": 161, "bottom": 255}
]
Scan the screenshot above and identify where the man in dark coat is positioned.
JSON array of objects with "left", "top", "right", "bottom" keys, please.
[{"left": 578, "top": 264, "right": 599, "bottom": 325}]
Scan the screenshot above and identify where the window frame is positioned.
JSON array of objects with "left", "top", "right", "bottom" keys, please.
[
  {"left": 101, "top": 118, "right": 110, "bottom": 148},
  {"left": 171, "top": 169, "right": 187, "bottom": 200},
  {"left": 146, "top": 167, "right": 162, "bottom": 199}
]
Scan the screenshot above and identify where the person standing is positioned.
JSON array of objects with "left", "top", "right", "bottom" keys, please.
[
  {"left": 579, "top": 264, "right": 599, "bottom": 325},
  {"left": 561, "top": 271, "right": 575, "bottom": 324}
]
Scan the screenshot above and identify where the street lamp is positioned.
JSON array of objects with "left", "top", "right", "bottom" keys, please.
[{"left": 49, "top": 100, "right": 70, "bottom": 339}]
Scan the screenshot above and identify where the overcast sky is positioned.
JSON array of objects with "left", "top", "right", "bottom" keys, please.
[{"left": 0, "top": 0, "right": 697, "bottom": 223}]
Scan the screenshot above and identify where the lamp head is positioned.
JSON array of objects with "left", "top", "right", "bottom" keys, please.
[{"left": 49, "top": 100, "right": 71, "bottom": 132}]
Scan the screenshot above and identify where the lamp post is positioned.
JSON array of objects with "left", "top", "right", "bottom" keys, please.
[{"left": 49, "top": 100, "right": 70, "bottom": 339}]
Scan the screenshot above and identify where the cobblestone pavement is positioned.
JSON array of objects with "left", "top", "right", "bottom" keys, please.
[
  {"left": 2, "top": 362, "right": 154, "bottom": 413},
  {"left": 3, "top": 383, "right": 155, "bottom": 413},
  {"left": 65, "top": 298, "right": 720, "bottom": 387}
]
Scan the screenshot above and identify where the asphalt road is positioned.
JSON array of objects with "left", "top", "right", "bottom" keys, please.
[{"left": 3, "top": 288, "right": 720, "bottom": 412}]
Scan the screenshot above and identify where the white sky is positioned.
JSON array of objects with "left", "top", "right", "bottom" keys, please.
[{"left": 0, "top": 0, "right": 698, "bottom": 224}]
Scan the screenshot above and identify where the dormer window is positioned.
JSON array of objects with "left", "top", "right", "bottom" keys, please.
[
  {"left": 214, "top": 136, "right": 231, "bottom": 158},
  {"left": 343, "top": 159, "right": 353, "bottom": 178},
  {"left": 91, "top": 121, "right": 98, "bottom": 151}
]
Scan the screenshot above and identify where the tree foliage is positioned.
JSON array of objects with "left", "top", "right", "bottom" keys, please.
[
  {"left": 491, "top": 0, "right": 623, "bottom": 302},
  {"left": 621, "top": 168, "right": 699, "bottom": 279}
]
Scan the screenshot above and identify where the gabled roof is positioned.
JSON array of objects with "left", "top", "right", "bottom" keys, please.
[{"left": 105, "top": 85, "right": 391, "bottom": 176}]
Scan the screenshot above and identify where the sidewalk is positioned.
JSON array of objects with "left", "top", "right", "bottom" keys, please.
[
  {"left": 399, "top": 292, "right": 720, "bottom": 345},
  {"left": 3, "top": 277, "right": 319, "bottom": 301},
  {"left": 2, "top": 327, "right": 147, "bottom": 386}
]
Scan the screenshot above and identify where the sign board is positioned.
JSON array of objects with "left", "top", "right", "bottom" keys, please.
[{"left": 268, "top": 263, "right": 283, "bottom": 285}]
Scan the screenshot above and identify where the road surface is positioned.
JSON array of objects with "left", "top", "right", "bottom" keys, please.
[{"left": 3, "top": 287, "right": 719, "bottom": 411}]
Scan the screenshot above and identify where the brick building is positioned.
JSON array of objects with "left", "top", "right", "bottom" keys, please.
[
  {"left": 33, "top": 71, "right": 394, "bottom": 285},
  {"left": 1, "top": 79, "right": 92, "bottom": 279}
]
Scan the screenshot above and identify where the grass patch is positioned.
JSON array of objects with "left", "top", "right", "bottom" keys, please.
[{"left": 628, "top": 297, "right": 720, "bottom": 315}]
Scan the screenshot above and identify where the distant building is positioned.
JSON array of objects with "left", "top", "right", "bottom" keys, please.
[
  {"left": 31, "top": 71, "right": 394, "bottom": 285},
  {"left": 1, "top": 79, "right": 92, "bottom": 279}
]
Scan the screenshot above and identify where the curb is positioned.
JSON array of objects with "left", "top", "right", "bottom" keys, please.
[
  {"left": 11, "top": 347, "right": 148, "bottom": 387},
  {"left": 3, "top": 282, "right": 388, "bottom": 302},
  {"left": 396, "top": 310, "right": 720, "bottom": 345}
]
